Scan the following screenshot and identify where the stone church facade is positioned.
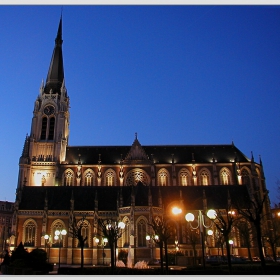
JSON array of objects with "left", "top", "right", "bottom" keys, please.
[{"left": 9, "top": 17, "right": 272, "bottom": 266}]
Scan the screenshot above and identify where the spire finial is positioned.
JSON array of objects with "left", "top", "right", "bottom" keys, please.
[
  {"left": 135, "top": 132, "right": 137, "bottom": 140},
  {"left": 55, "top": 15, "right": 63, "bottom": 46},
  {"left": 45, "top": 15, "right": 65, "bottom": 94}
]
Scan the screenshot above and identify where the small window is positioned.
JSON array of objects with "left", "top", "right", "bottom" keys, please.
[
  {"left": 48, "top": 117, "right": 55, "bottom": 140},
  {"left": 40, "top": 117, "right": 47, "bottom": 140}
]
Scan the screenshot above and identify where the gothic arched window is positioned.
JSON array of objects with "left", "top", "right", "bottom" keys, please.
[
  {"left": 23, "top": 220, "right": 36, "bottom": 247},
  {"left": 40, "top": 117, "right": 47, "bottom": 140},
  {"left": 105, "top": 169, "right": 115, "bottom": 186},
  {"left": 51, "top": 220, "right": 66, "bottom": 248},
  {"left": 64, "top": 169, "right": 74, "bottom": 186},
  {"left": 241, "top": 168, "right": 251, "bottom": 187},
  {"left": 137, "top": 219, "right": 147, "bottom": 247},
  {"left": 220, "top": 168, "right": 231, "bottom": 185},
  {"left": 48, "top": 117, "right": 55, "bottom": 140},
  {"left": 179, "top": 169, "right": 191, "bottom": 186},
  {"left": 158, "top": 169, "right": 169, "bottom": 186},
  {"left": 121, "top": 218, "right": 130, "bottom": 247},
  {"left": 84, "top": 169, "right": 95, "bottom": 186},
  {"left": 237, "top": 220, "right": 252, "bottom": 248},
  {"left": 199, "top": 169, "right": 210, "bottom": 186},
  {"left": 76, "top": 219, "right": 90, "bottom": 248},
  {"left": 125, "top": 169, "right": 150, "bottom": 186}
]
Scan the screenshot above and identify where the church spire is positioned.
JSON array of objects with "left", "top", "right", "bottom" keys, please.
[{"left": 44, "top": 15, "right": 65, "bottom": 95}]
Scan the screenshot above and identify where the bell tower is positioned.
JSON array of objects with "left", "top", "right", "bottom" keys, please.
[{"left": 17, "top": 16, "right": 70, "bottom": 188}]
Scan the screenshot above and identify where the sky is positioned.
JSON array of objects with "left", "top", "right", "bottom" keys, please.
[{"left": 0, "top": 3, "right": 280, "bottom": 206}]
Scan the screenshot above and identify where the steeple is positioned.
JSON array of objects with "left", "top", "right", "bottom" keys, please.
[
  {"left": 17, "top": 14, "right": 70, "bottom": 189},
  {"left": 44, "top": 16, "right": 65, "bottom": 95}
]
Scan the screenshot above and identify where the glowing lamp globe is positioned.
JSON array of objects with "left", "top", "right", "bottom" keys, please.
[
  {"left": 207, "top": 209, "right": 217, "bottom": 220},
  {"left": 185, "top": 213, "right": 195, "bottom": 222}
]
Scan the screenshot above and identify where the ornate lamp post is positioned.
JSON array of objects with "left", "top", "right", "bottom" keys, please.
[
  {"left": 206, "top": 229, "right": 213, "bottom": 255},
  {"left": 146, "top": 234, "right": 159, "bottom": 264},
  {"left": 185, "top": 209, "right": 214, "bottom": 269},
  {"left": 229, "top": 239, "right": 234, "bottom": 255},
  {"left": 54, "top": 229, "right": 67, "bottom": 269},
  {"left": 116, "top": 222, "right": 125, "bottom": 265},
  {"left": 95, "top": 237, "right": 108, "bottom": 265},
  {"left": 44, "top": 234, "right": 51, "bottom": 263},
  {"left": 146, "top": 234, "right": 158, "bottom": 262},
  {"left": 98, "top": 219, "right": 126, "bottom": 273}
]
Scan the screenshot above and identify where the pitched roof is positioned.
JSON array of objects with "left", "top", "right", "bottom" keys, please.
[{"left": 64, "top": 143, "right": 249, "bottom": 165}]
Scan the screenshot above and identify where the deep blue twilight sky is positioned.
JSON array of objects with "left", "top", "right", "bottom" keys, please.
[{"left": 0, "top": 4, "right": 280, "bottom": 205}]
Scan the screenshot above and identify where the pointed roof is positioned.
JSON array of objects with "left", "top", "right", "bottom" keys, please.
[
  {"left": 44, "top": 16, "right": 65, "bottom": 95},
  {"left": 65, "top": 142, "right": 250, "bottom": 165},
  {"left": 124, "top": 133, "right": 150, "bottom": 162}
]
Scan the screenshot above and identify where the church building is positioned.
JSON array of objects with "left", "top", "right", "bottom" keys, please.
[{"left": 10, "top": 17, "right": 272, "bottom": 266}]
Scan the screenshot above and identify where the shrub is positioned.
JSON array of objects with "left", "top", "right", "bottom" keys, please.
[{"left": 9, "top": 243, "right": 51, "bottom": 274}]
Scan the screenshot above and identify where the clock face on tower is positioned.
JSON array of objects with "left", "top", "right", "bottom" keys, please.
[{"left": 43, "top": 105, "right": 55, "bottom": 115}]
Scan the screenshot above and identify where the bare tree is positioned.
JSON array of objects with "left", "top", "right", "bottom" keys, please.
[
  {"left": 237, "top": 191, "right": 269, "bottom": 274},
  {"left": 264, "top": 217, "right": 280, "bottom": 261},
  {"left": 212, "top": 229, "right": 225, "bottom": 257},
  {"left": 210, "top": 208, "right": 237, "bottom": 274},
  {"left": 149, "top": 217, "right": 171, "bottom": 274},
  {"left": 185, "top": 224, "right": 200, "bottom": 265},
  {"left": 68, "top": 215, "right": 88, "bottom": 270},
  {"left": 235, "top": 220, "right": 254, "bottom": 261},
  {"left": 97, "top": 219, "right": 125, "bottom": 274}
]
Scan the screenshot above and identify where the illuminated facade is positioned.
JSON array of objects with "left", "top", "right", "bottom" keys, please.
[
  {"left": 10, "top": 17, "right": 273, "bottom": 266},
  {"left": 0, "top": 201, "right": 14, "bottom": 255}
]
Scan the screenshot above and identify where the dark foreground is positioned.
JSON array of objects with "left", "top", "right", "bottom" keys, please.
[{"left": 57, "top": 263, "right": 280, "bottom": 275}]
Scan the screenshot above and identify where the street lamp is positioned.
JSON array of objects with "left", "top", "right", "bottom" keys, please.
[
  {"left": 98, "top": 218, "right": 127, "bottom": 272},
  {"left": 112, "top": 221, "right": 125, "bottom": 267},
  {"left": 95, "top": 237, "right": 108, "bottom": 265},
  {"left": 54, "top": 229, "right": 67, "bottom": 269},
  {"left": 146, "top": 234, "right": 158, "bottom": 261},
  {"left": 206, "top": 229, "right": 213, "bottom": 256},
  {"left": 172, "top": 207, "right": 182, "bottom": 215},
  {"left": 185, "top": 209, "right": 214, "bottom": 269},
  {"left": 44, "top": 234, "right": 51, "bottom": 263},
  {"left": 229, "top": 239, "right": 234, "bottom": 255}
]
